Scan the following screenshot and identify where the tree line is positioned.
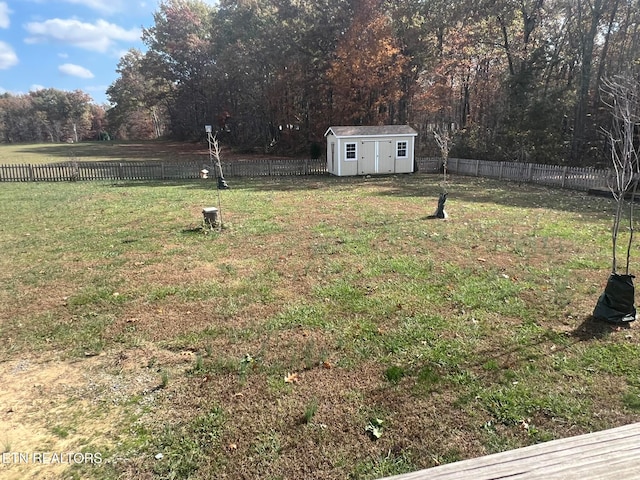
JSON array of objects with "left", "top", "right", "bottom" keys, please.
[
  {"left": 2, "top": 0, "right": 638, "bottom": 166},
  {"left": 0, "top": 89, "right": 108, "bottom": 144}
]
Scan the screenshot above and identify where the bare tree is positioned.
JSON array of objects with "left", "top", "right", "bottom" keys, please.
[
  {"left": 594, "top": 71, "right": 640, "bottom": 324},
  {"left": 601, "top": 73, "right": 640, "bottom": 275},
  {"left": 430, "top": 127, "right": 453, "bottom": 219},
  {"left": 433, "top": 128, "right": 452, "bottom": 187}
]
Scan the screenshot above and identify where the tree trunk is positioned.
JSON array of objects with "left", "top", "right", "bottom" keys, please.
[
  {"left": 497, "top": 15, "right": 515, "bottom": 76},
  {"left": 570, "top": 0, "right": 604, "bottom": 164},
  {"left": 593, "top": 0, "right": 620, "bottom": 111}
]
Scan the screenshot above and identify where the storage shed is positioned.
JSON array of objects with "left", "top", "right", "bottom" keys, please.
[{"left": 325, "top": 125, "right": 418, "bottom": 176}]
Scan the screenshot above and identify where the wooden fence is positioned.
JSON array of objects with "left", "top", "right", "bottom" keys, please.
[
  {"left": 0, "top": 158, "right": 327, "bottom": 182},
  {"left": 444, "top": 157, "right": 610, "bottom": 191},
  {"left": 0, "top": 156, "right": 612, "bottom": 192}
]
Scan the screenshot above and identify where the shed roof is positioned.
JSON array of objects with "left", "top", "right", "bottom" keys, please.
[{"left": 324, "top": 125, "right": 417, "bottom": 138}]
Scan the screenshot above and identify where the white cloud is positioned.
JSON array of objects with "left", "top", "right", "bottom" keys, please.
[
  {"left": 0, "top": 2, "right": 10, "bottom": 29},
  {"left": 59, "top": 63, "right": 95, "bottom": 79},
  {"left": 114, "top": 48, "right": 131, "bottom": 59},
  {"left": 0, "top": 41, "right": 18, "bottom": 69},
  {"left": 55, "top": 0, "right": 166, "bottom": 15},
  {"left": 62, "top": 0, "right": 124, "bottom": 14},
  {"left": 25, "top": 18, "right": 141, "bottom": 53},
  {"left": 30, "top": 84, "right": 45, "bottom": 92}
]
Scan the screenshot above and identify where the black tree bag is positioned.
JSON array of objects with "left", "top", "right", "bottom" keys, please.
[{"left": 593, "top": 273, "right": 637, "bottom": 324}]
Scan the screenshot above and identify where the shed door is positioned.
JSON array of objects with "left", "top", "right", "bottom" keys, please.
[
  {"left": 378, "top": 140, "right": 393, "bottom": 173},
  {"left": 360, "top": 139, "right": 392, "bottom": 175},
  {"left": 359, "top": 141, "right": 376, "bottom": 174}
]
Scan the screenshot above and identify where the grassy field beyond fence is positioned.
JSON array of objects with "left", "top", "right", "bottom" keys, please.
[{"left": 1, "top": 157, "right": 639, "bottom": 479}]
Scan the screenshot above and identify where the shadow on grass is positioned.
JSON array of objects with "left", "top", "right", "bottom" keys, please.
[
  {"left": 14, "top": 140, "right": 207, "bottom": 161},
  {"left": 111, "top": 180, "right": 210, "bottom": 189},
  {"left": 376, "top": 174, "right": 615, "bottom": 216},
  {"left": 109, "top": 174, "right": 336, "bottom": 191},
  {"left": 181, "top": 226, "right": 206, "bottom": 235},
  {"left": 228, "top": 173, "right": 615, "bottom": 218},
  {"left": 570, "top": 315, "right": 631, "bottom": 341},
  {"left": 108, "top": 172, "right": 615, "bottom": 218}
]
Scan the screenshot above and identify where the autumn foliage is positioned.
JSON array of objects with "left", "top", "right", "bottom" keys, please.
[{"left": 326, "top": 0, "right": 407, "bottom": 126}]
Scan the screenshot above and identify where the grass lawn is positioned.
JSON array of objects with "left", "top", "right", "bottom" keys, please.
[
  {"left": 1, "top": 164, "right": 640, "bottom": 479},
  {"left": 0, "top": 141, "right": 207, "bottom": 165}
]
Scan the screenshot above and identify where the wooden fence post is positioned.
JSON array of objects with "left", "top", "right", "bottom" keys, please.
[
  {"left": 475, "top": 159, "right": 480, "bottom": 176},
  {"left": 562, "top": 166, "right": 568, "bottom": 188},
  {"left": 29, "top": 164, "right": 35, "bottom": 182}
]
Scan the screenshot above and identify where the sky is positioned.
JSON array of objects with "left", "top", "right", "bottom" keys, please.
[{"left": 0, "top": 0, "right": 216, "bottom": 105}]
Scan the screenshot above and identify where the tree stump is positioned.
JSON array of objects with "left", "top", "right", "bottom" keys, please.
[
  {"left": 427, "top": 192, "right": 448, "bottom": 219},
  {"left": 202, "top": 207, "right": 219, "bottom": 229},
  {"left": 435, "top": 192, "right": 448, "bottom": 218}
]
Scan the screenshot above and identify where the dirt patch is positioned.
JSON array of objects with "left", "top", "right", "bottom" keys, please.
[
  {"left": 0, "top": 356, "right": 101, "bottom": 479},
  {"left": 0, "top": 346, "right": 196, "bottom": 479}
]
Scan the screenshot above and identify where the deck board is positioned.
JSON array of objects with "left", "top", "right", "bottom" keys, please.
[{"left": 381, "top": 423, "right": 640, "bottom": 479}]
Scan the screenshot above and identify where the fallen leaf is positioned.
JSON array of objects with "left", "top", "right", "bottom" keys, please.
[
  {"left": 284, "top": 372, "right": 299, "bottom": 384},
  {"left": 365, "top": 418, "right": 384, "bottom": 439}
]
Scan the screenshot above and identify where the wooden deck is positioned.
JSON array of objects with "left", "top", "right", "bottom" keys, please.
[{"left": 381, "top": 422, "right": 640, "bottom": 480}]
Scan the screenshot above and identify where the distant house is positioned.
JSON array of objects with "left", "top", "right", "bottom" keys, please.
[{"left": 324, "top": 125, "right": 418, "bottom": 176}]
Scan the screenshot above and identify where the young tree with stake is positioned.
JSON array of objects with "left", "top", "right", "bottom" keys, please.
[{"left": 431, "top": 128, "right": 452, "bottom": 219}]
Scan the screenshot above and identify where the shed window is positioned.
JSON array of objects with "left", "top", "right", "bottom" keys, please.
[
  {"left": 396, "top": 141, "right": 408, "bottom": 158},
  {"left": 345, "top": 143, "right": 357, "bottom": 161}
]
